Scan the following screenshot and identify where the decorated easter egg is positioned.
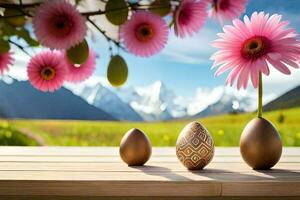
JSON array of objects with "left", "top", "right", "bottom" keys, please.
[{"left": 176, "top": 121, "right": 214, "bottom": 170}]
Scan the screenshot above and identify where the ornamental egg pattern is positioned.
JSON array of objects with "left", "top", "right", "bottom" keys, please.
[{"left": 176, "top": 121, "right": 214, "bottom": 170}]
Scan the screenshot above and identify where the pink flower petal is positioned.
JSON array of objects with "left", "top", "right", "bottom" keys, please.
[
  {"left": 27, "top": 51, "right": 66, "bottom": 92},
  {"left": 211, "top": 11, "right": 300, "bottom": 89},
  {"left": 0, "top": 51, "right": 14, "bottom": 74},
  {"left": 64, "top": 49, "right": 96, "bottom": 83},
  {"left": 174, "top": 0, "right": 208, "bottom": 38},
  {"left": 33, "top": 0, "right": 87, "bottom": 49},
  {"left": 208, "top": 0, "right": 247, "bottom": 22},
  {"left": 267, "top": 56, "right": 291, "bottom": 75},
  {"left": 120, "top": 11, "right": 168, "bottom": 57}
]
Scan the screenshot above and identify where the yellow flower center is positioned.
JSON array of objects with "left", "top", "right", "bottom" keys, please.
[
  {"left": 41, "top": 67, "right": 56, "bottom": 81},
  {"left": 135, "top": 23, "right": 154, "bottom": 42},
  {"left": 241, "top": 36, "right": 271, "bottom": 60}
]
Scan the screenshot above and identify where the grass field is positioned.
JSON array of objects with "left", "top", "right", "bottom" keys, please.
[{"left": 1, "top": 107, "right": 300, "bottom": 146}]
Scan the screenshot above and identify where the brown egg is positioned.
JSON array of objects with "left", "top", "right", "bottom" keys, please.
[
  {"left": 176, "top": 121, "right": 214, "bottom": 170},
  {"left": 119, "top": 128, "right": 152, "bottom": 166},
  {"left": 240, "top": 117, "right": 282, "bottom": 170}
]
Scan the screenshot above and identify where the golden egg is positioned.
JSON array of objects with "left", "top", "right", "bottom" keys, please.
[
  {"left": 176, "top": 121, "right": 214, "bottom": 170},
  {"left": 240, "top": 117, "right": 282, "bottom": 170},
  {"left": 119, "top": 128, "right": 152, "bottom": 166}
]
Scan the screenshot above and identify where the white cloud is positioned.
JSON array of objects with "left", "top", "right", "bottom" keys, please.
[
  {"left": 161, "top": 27, "right": 218, "bottom": 64},
  {"left": 5, "top": 48, "right": 29, "bottom": 81},
  {"left": 263, "top": 67, "right": 300, "bottom": 97},
  {"left": 186, "top": 86, "right": 224, "bottom": 115},
  {"left": 174, "top": 64, "right": 300, "bottom": 115}
]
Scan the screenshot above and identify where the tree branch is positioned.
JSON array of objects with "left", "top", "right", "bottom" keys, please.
[
  {"left": 0, "top": 1, "right": 174, "bottom": 17},
  {"left": 1, "top": 1, "right": 175, "bottom": 55},
  {"left": 0, "top": 2, "right": 40, "bottom": 9},
  {"left": 87, "top": 17, "right": 127, "bottom": 53},
  {"left": 8, "top": 39, "right": 31, "bottom": 57}
]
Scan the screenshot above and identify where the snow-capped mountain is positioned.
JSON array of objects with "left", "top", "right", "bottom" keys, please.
[
  {"left": 116, "top": 81, "right": 186, "bottom": 121},
  {"left": 193, "top": 88, "right": 256, "bottom": 118},
  {"left": 190, "top": 86, "right": 257, "bottom": 118},
  {"left": 74, "top": 79, "right": 258, "bottom": 121},
  {"left": 80, "top": 83, "right": 143, "bottom": 121}
]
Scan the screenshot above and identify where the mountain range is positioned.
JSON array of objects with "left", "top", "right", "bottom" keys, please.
[
  {"left": 263, "top": 86, "right": 300, "bottom": 112},
  {"left": 80, "top": 83, "right": 143, "bottom": 121},
  {"left": 0, "top": 78, "right": 115, "bottom": 120},
  {"left": 76, "top": 80, "right": 300, "bottom": 120},
  {"left": 76, "top": 80, "right": 255, "bottom": 121},
  {"left": 0, "top": 78, "right": 298, "bottom": 121}
]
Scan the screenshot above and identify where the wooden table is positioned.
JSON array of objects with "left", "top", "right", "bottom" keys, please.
[{"left": 0, "top": 147, "right": 299, "bottom": 200}]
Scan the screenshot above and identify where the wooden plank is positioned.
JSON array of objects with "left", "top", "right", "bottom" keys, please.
[
  {"left": 0, "top": 147, "right": 298, "bottom": 198},
  {"left": 0, "top": 176, "right": 299, "bottom": 196},
  {"left": 0, "top": 162, "right": 299, "bottom": 172},
  {"left": 0, "top": 155, "right": 298, "bottom": 163},
  {"left": 222, "top": 182, "right": 300, "bottom": 196},
  {"left": 0, "top": 181, "right": 221, "bottom": 197},
  {"left": 0, "top": 147, "right": 299, "bottom": 156},
  {"left": 1, "top": 196, "right": 300, "bottom": 200},
  {"left": 0, "top": 171, "right": 298, "bottom": 181}
]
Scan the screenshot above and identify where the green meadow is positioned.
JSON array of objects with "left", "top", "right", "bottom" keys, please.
[{"left": 1, "top": 107, "right": 300, "bottom": 146}]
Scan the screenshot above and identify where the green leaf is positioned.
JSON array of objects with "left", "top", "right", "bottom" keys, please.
[
  {"left": 0, "top": 21, "right": 39, "bottom": 47},
  {"left": 17, "top": 28, "right": 39, "bottom": 46},
  {"left": 107, "top": 55, "right": 128, "bottom": 87},
  {"left": 75, "top": 0, "right": 82, "bottom": 5},
  {"left": 4, "top": 8, "right": 26, "bottom": 27},
  {"left": 105, "top": 0, "right": 128, "bottom": 26},
  {"left": 66, "top": 39, "right": 89, "bottom": 65},
  {"left": 0, "top": 21, "right": 18, "bottom": 36},
  {"left": 0, "top": 39, "right": 10, "bottom": 53},
  {"left": 149, "top": 0, "right": 171, "bottom": 17}
]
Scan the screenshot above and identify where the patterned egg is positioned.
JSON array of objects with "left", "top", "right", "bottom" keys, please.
[{"left": 176, "top": 121, "right": 214, "bottom": 170}]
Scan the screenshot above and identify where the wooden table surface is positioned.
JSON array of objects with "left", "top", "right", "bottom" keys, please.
[{"left": 0, "top": 147, "right": 299, "bottom": 200}]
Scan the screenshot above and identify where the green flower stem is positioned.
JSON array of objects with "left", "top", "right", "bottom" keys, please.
[{"left": 257, "top": 72, "right": 263, "bottom": 118}]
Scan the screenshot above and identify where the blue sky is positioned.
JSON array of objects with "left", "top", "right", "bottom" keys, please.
[
  {"left": 86, "top": 0, "right": 300, "bottom": 97},
  {"left": 9, "top": 0, "right": 300, "bottom": 100}
]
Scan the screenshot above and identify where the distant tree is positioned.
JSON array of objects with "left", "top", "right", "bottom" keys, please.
[{"left": 277, "top": 113, "right": 285, "bottom": 124}]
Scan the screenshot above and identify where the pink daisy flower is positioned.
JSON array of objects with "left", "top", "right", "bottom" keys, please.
[
  {"left": 174, "top": 0, "right": 208, "bottom": 38},
  {"left": 33, "top": 0, "right": 87, "bottom": 50},
  {"left": 64, "top": 49, "right": 96, "bottom": 83},
  {"left": 120, "top": 11, "right": 169, "bottom": 57},
  {"left": 211, "top": 12, "right": 300, "bottom": 90},
  {"left": 27, "top": 51, "right": 67, "bottom": 92},
  {"left": 208, "top": 0, "right": 247, "bottom": 23},
  {"left": 0, "top": 52, "right": 13, "bottom": 74}
]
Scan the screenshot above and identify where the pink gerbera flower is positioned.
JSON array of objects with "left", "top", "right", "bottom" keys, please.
[
  {"left": 208, "top": 0, "right": 247, "bottom": 23},
  {"left": 211, "top": 12, "right": 300, "bottom": 90},
  {"left": 64, "top": 49, "right": 96, "bottom": 83},
  {"left": 33, "top": 0, "right": 87, "bottom": 50},
  {"left": 27, "top": 51, "right": 67, "bottom": 92},
  {"left": 174, "top": 0, "right": 208, "bottom": 38},
  {"left": 0, "top": 52, "right": 13, "bottom": 74},
  {"left": 120, "top": 11, "right": 168, "bottom": 57}
]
